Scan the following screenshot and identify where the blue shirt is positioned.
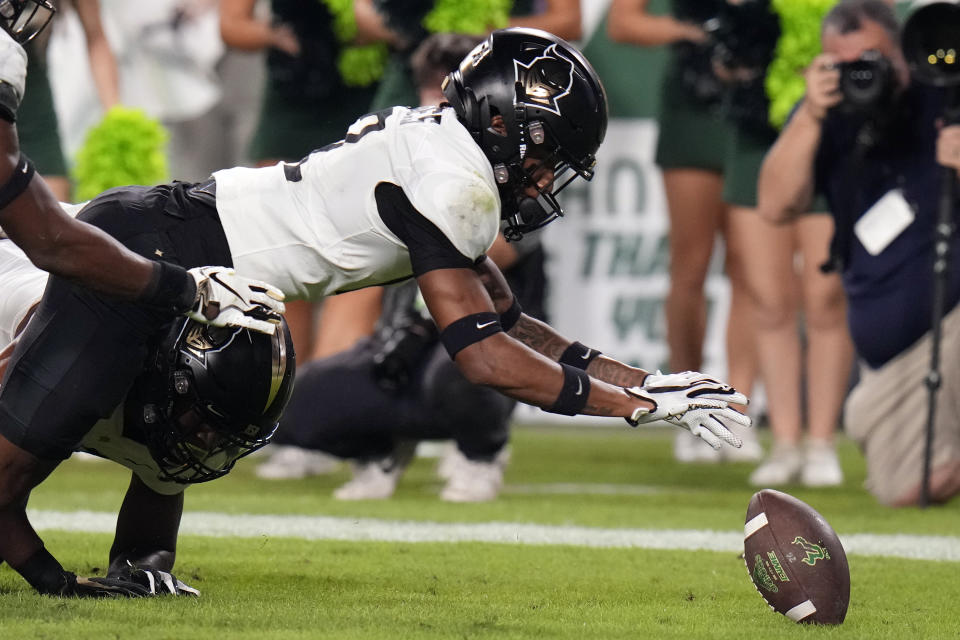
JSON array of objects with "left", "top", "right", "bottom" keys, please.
[{"left": 815, "top": 84, "right": 960, "bottom": 368}]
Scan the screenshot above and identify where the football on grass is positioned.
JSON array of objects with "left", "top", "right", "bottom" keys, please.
[{"left": 743, "top": 489, "right": 850, "bottom": 624}]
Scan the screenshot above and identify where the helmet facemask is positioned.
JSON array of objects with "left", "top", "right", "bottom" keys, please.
[
  {"left": 493, "top": 108, "right": 597, "bottom": 241},
  {"left": 143, "top": 389, "right": 278, "bottom": 484},
  {"left": 0, "top": 0, "right": 55, "bottom": 44}
]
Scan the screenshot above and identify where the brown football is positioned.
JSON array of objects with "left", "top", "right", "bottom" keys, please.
[{"left": 743, "top": 489, "right": 850, "bottom": 624}]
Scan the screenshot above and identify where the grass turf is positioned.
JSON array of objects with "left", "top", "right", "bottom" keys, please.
[{"left": 2, "top": 424, "right": 958, "bottom": 639}]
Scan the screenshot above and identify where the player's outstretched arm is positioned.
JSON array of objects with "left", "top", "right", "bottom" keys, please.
[
  {"left": 474, "top": 256, "right": 650, "bottom": 387},
  {"left": 104, "top": 475, "right": 199, "bottom": 596},
  {"left": 452, "top": 259, "right": 750, "bottom": 448},
  {"left": 419, "top": 265, "right": 750, "bottom": 449}
]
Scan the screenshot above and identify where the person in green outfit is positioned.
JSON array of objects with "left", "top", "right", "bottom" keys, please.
[
  {"left": 712, "top": 0, "right": 854, "bottom": 487},
  {"left": 608, "top": 0, "right": 762, "bottom": 465}
]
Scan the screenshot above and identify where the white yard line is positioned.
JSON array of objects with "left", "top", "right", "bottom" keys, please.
[{"left": 28, "top": 509, "right": 960, "bottom": 562}]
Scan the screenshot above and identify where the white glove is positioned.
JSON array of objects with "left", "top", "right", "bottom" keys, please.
[
  {"left": 186, "top": 266, "right": 285, "bottom": 335},
  {"left": 0, "top": 28, "right": 26, "bottom": 110},
  {"left": 625, "top": 371, "right": 751, "bottom": 450}
]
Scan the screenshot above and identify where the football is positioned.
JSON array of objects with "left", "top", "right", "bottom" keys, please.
[{"left": 743, "top": 489, "right": 850, "bottom": 624}]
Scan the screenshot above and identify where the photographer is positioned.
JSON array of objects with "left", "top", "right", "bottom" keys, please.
[{"left": 758, "top": 0, "right": 960, "bottom": 506}]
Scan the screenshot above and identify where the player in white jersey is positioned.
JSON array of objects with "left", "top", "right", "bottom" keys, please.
[
  {"left": 0, "top": 28, "right": 752, "bottom": 597},
  {"left": 0, "top": 236, "right": 295, "bottom": 596}
]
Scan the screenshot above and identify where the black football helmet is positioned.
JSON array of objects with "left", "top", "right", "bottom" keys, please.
[
  {"left": 0, "top": 0, "right": 54, "bottom": 44},
  {"left": 128, "top": 317, "right": 296, "bottom": 484},
  {"left": 442, "top": 28, "right": 608, "bottom": 240}
]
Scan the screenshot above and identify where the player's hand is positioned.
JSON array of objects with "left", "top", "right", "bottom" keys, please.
[
  {"left": 624, "top": 371, "right": 751, "bottom": 450},
  {"left": 109, "top": 562, "right": 201, "bottom": 597},
  {"left": 0, "top": 27, "right": 27, "bottom": 121},
  {"left": 186, "top": 266, "right": 285, "bottom": 335},
  {"left": 802, "top": 53, "right": 842, "bottom": 122}
]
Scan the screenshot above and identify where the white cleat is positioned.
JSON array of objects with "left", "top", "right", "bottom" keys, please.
[{"left": 333, "top": 443, "right": 415, "bottom": 500}]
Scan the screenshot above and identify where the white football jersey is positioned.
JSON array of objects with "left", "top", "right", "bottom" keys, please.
[
  {"left": 213, "top": 106, "right": 502, "bottom": 299},
  {"left": 0, "top": 202, "right": 87, "bottom": 347},
  {"left": 0, "top": 241, "right": 47, "bottom": 348}
]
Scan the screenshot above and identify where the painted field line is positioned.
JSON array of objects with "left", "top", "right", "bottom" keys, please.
[{"left": 29, "top": 509, "right": 960, "bottom": 562}]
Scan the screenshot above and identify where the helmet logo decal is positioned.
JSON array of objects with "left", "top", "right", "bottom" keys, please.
[
  {"left": 513, "top": 43, "right": 575, "bottom": 116},
  {"left": 468, "top": 40, "right": 492, "bottom": 68},
  {"left": 181, "top": 323, "right": 241, "bottom": 366}
]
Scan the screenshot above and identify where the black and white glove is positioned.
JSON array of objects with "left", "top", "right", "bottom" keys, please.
[
  {"left": 0, "top": 28, "right": 26, "bottom": 122},
  {"left": 61, "top": 572, "right": 151, "bottom": 598},
  {"left": 108, "top": 562, "right": 200, "bottom": 597},
  {"left": 625, "top": 371, "right": 751, "bottom": 449},
  {"left": 186, "top": 266, "right": 285, "bottom": 335}
]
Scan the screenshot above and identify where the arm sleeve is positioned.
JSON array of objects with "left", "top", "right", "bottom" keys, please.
[{"left": 375, "top": 182, "right": 478, "bottom": 276}]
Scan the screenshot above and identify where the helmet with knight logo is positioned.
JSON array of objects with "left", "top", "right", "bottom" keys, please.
[
  {"left": 442, "top": 28, "right": 608, "bottom": 240},
  {"left": 126, "top": 316, "right": 296, "bottom": 484}
]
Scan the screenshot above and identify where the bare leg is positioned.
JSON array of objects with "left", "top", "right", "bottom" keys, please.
[
  {"left": 284, "top": 299, "right": 317, "bottom": 362},
  {"left": 795, "top": 214, "right": 853, "bottom": 445},
  {"left": 734, "top": 206, "right": 803, "bottom": 446},
  {"left": 721, "top": 206, "right": 759, "bottom": 404},
  {"left": 312, "top": 288, "right": 384, "bottom": 360},
  {"left": 662, "top": 168, "right": 725, "bottom": 373},
  {"left": 661, "top": 168, "right": 726, "bottom": 463}
]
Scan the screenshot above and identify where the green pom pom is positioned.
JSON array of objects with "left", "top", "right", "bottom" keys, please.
[
  {"left": 72, "top": 106, "right": 169, "bottom": 202},
  {"left": 766, "top": 0, "right": 836, "bottom": 129},
  {"left": 321, "top": 0, "right": 386, "bottom": 86},
  {"left": 339, "top": 43, "right": 389, "bottom": 87},
  {"left": 423, "top": 0, "right": 511, "bottom": 35}
]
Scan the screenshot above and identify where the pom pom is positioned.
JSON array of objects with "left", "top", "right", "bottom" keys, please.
[
  {"left": 72, "top": 106, "right": 169, "bottom": 202},
  {"left": 423, "top": 0, "right": 511, "bottom": 35},
  {"left": 766, "top": 0, "right": 835, "bottom": 129},
  {"left": 322, "top": 0, "right": 388, "bottom": 87}
]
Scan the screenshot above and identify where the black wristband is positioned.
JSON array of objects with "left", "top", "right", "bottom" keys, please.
[
  {"left": 546, "top": 363, "right": 591, "bottom": 416},
  {"left": 439, "top": 311, "right": 502, "bottom": 358},
  {"left": 0, "top": 153, "right": 34, "bottom": 209},
  {"left": 140, "top": 261, "right": 196, "bottom": 314},
  {"left": 559, "top": 341, "right": 601, "bottom": 370},
  {"left": 16, "top": 547, "right": 72, "bottom": 595},
  {"left": 499, "top": 296, "right": 522, "bottom": 332}
]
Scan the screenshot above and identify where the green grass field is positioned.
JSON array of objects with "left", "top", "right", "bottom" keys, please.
[{"left": 2, "top": 424, "right": 958, "bottom": 639}]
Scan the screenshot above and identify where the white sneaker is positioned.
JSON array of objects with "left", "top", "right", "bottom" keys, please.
[
  {"left": 437, "top": 445, "right": 510, "bottom": 482},
  {"left": 440, "top": 456, "right": 505, "bottom": 502},
  {"left": 801, "top": 441, "right": 843, "bottom": 487},
  {"left": 255, "top": 445, "right": 341, "bottom": 479},
  {"left": 673, "top": 430, "right": 722, "bottom": 463},
  {"left": 749, "top": 443, "right": 804, "bottom": 487},
  {"left": 333, "top": 443, "right": 415, "bottom": 500}
]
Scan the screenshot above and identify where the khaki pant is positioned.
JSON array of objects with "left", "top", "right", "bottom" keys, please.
[{"left": 845, "top": 304, "right": 960, "bottom": 506}]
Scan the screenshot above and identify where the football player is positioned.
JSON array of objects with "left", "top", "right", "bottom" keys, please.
[
  {"left": 0, "top": 28, "right": 752, "bottom": 596},
  {"left": 0, "top": 1, "right": 283, "bottom": 332},
  {"left": 0, "top": 237, "right": 296, "bottom": 596}
]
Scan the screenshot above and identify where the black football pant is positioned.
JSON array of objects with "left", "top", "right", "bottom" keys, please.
[
  {"left": 275, "top": 339, "right": 513, "bottom": 462},
  {"left": 0, "top": 184, "right": 231, "bottom": 459}
]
